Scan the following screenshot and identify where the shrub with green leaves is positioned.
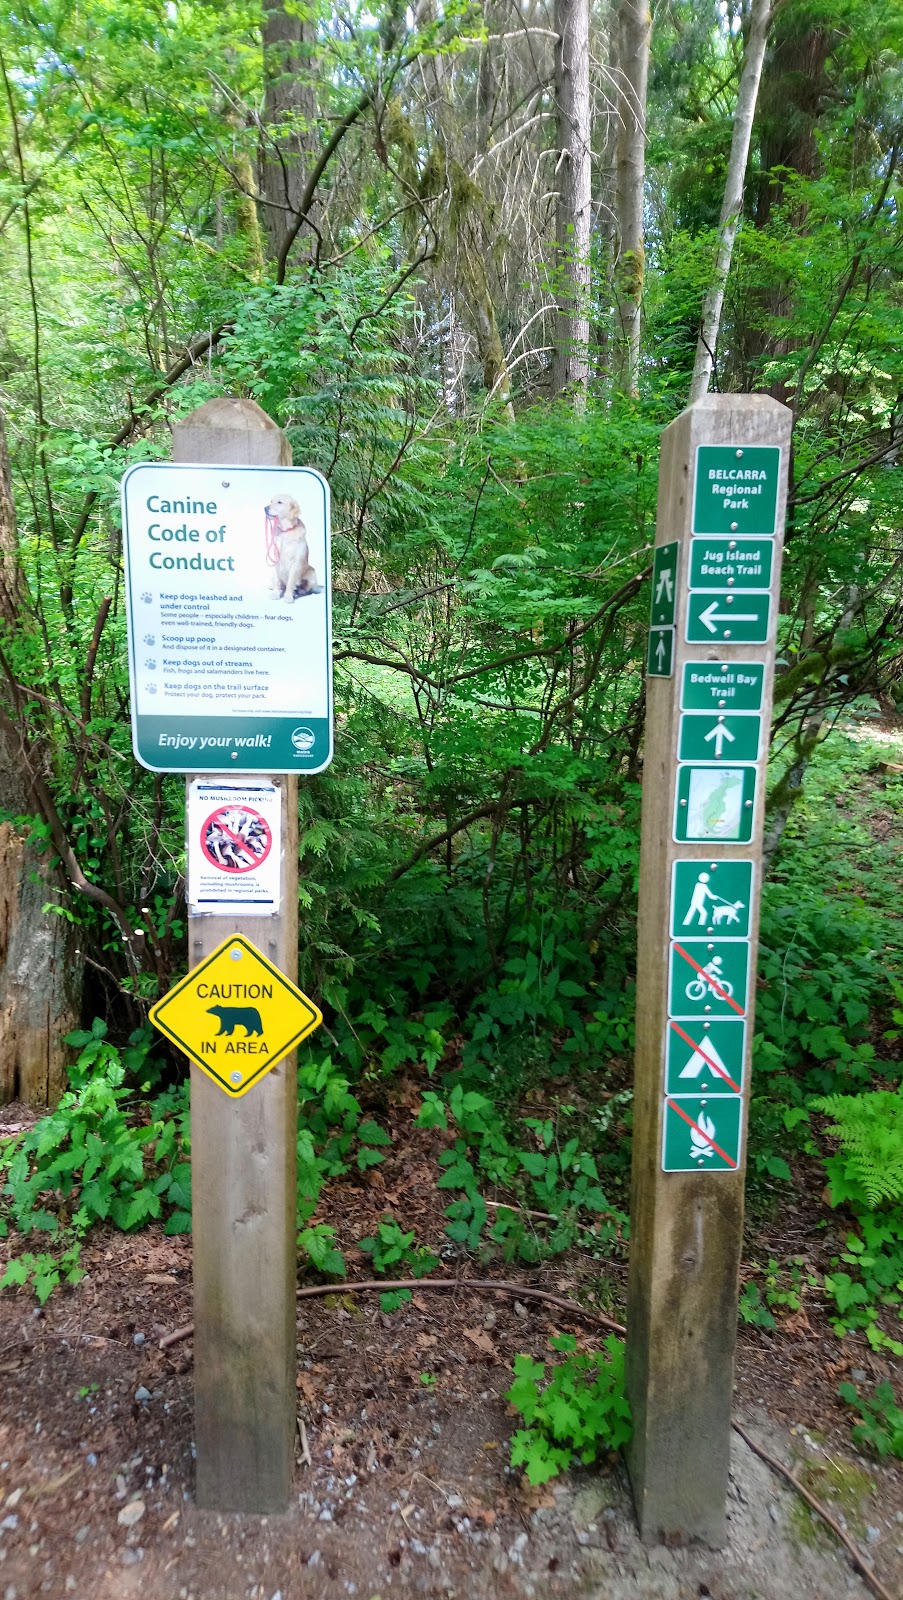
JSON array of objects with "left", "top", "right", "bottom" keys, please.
[
  {"left": 0, "top": 1022, "right": 191, "bottom": 1245},
  {"left": 839, "top": 1380, "right": 903, "bottom": 1461},
  {"left": 358, "top": 1217, "right": 440, "bottom": 1310},
  {"left": 506, "top": 1334, "right": 632, "bottom": 1484}
]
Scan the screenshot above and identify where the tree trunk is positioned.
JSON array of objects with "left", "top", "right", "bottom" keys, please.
[
  {"left": 259, "top": 0, "right": 320, "bottom": 262},
  {"left": 613, "top": 0, "right": 650, "bottom": 397},
  {"left": 0, "top": 409, "right": 81, "bottom": 1105},
  {"left": 688, "top": 0, "right": 772, "bottom": 404},
  {"left": 552, "top": 0, "right": 592, "bottom": 401}
]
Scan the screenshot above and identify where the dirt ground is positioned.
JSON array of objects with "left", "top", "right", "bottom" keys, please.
[{"left": 0, "top": 1209, "right": 900, "bottom": 1600}]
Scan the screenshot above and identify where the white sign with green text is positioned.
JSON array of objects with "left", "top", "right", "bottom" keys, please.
[{"left": 121, "top": 464, "right": 332, "bottom": 773}]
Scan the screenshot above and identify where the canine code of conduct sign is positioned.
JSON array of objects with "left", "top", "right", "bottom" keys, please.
[{"left": 121, "top": 463, "right": 333, "bottom": 774}]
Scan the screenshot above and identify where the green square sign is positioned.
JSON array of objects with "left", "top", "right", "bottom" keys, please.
[
  {"left": 647, "top": 626, "right": 674, "bottom": 678},
  {"left": 678, "top": 711, "right": 762, "bottom": 764},
  {"left": 671, "top": 859, "right": 754, "bottom": 938},
  {"left": 662, "top": 1095, "right": 743, "bottom": 1172},
  {"left": 693, "top": 446, "right": 781, "bottom": 536},
  {"left": 650, "top": 542, "right": 679, "bottom": 626},
  {"left": 689, "top": 538, "right": 774, "bottom": 592},
  {"left": 686, "top": 590, "right": 771, "bottom": 644},
  {"left": 674, "top": 764, "right": 757, "bottom": 843},
  {"left": 666, "top": 1018, "right": 746, "bottom": 1096},
  {"left": 669, "top": 938, "right": 750, "bottom": 1019},
  {"left": 681, "top": 661, "right": 765, "bottom": 712}
]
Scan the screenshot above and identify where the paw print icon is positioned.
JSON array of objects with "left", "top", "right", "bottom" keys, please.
[
  {"left": 145, "top": 659, "right": 156, "bottom": 670},
  {"left": 141, "top": 591, "right": 153, "bottom": 604},
  {"left": 143, "top": 633, "right": 155, "bottom": 646}
]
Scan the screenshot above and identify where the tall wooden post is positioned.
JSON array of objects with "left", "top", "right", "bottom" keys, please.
[
  {"left": 626, "top": 394, "right": 791, "bottom": 1546},
  {"left": 173, "top": 399, "right": 298, "bottom": 1512}
]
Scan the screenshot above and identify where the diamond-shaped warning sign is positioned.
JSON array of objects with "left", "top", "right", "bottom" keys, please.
[{"left": 149, "top": 935, "right": 322, "bottom": 1098}]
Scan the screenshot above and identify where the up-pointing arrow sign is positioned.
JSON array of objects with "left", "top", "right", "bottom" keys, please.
[
  {"left": 655, "top": 633, "right": 667, "bottom": 667},
  {"left": 703, "top": 721, "right": 734, "bottom": 758}
]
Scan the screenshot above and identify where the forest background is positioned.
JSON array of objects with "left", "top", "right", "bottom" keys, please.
[{"left": 0, "top": 0, "right": 902, "bottom": 1467}]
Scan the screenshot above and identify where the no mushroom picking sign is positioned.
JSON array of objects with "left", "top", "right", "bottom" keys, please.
[{"left": 121, "top": 464, "right": 333, "bottom": 773}]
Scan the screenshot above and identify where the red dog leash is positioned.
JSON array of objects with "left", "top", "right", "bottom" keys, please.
[{"left": 264, "top": 508, "right": 280, "bottom": 567}]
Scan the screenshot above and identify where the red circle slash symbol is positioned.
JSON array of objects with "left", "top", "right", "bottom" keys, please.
[{"left": 200, "top": 805, "right": 273, "bottom": 874}]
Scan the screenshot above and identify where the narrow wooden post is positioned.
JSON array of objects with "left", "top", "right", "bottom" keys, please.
[
  {"left": 173, "top": 399, "right": 298, "bottom": 1513},
  {"left": 626, "top": 393, "right": 791, "bottom": 1546}
]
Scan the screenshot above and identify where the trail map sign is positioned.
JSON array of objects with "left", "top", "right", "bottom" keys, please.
[
  {"left": 149, "top": 934, "right": 322, "bottom": 1099},
  {"left": 121, "top": 463, "right": 332, "bottom": 773},
  {"left": 626, "top": 396, "right": 791, "bottom": 1548}
]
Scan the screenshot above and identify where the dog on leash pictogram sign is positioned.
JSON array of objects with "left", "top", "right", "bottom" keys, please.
[{"left": 149, "top": 935, "right": 322, "bottom": 1098}]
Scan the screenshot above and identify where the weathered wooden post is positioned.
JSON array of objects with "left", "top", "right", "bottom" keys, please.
[
  {"left": 122, "top": 397, "right": 332, "bottom": 1512},
  {"left": 626, "top": 393, "right": 791, "bottom": 1545}
]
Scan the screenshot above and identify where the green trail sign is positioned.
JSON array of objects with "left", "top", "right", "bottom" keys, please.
[
  {"left": 665, "top": 1018, "right": 746, "bottom": 1096},
  {"left": 650, "top": 542, "right": 679, "bottom": 626},
  {"left": 678, "top": 711, "right": 762, "bottom": 764},
  {"left": 689, "top": 538, "right": 774, "bottom": 592},
  {"left": 647, "top": 626, "right": 674, "bottom": 678},
  {"left": 670, "top": 859, "right": 753, "bottom": 938},
  {"left": 692, "top": 446, "right": 781, "bottom": 537},
  {"left": 681, "top": 661, "right": 765, "bottom": 712},
  {"left": 686, "top": 591, "right": 771, "bottom": 644},
  {"left": 668, "top": 938, "right": 750, "bottom": 1020},
  {"left": 662, "top": 1095, "right": 743, "bottom": 1172},
  {"left": 673, "top": 763, "right": 757, "bottom": 843}
]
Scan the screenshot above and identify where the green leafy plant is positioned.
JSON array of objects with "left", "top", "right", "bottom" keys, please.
[
  {"left": 0, "top": 1242, "right": 85, "bottom": 1305},
  {"left": 357, "top": 1218, "right": 440, "bottom": 1311},
  {"left": 838, "top": 1380, "right": 903, "bottom": 1460},
  {"left": 506, "top": 1334, "right": 632, "bottom": 1484},
  {"left": 0, "top": 1023, "right": 191, "bottom": 1252},
  {"left": 297, "top": 1223, "right": 346, "bottom": 1279}
]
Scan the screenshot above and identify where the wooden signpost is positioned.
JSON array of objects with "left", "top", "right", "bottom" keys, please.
[
  {"left": 123, "top": 397, "right": 332, "bottom": 1513},
  {"left": 626, "top": 393, "right": 791, "bottom": 1546}
]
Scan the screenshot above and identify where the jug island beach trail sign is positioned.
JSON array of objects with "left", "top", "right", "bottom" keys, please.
[
  {"left": 121, "top": 460, "right": 332, "bottom": 773},
  {"left": 626, "top": 394, "right": 790, "bottom": 1548}
]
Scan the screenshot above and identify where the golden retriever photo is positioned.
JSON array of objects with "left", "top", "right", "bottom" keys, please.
[{"left": 265, "top": 493, "right": 318, "bottom": 600}]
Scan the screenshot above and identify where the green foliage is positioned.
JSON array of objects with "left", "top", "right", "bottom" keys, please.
[
  {"left": 822, "top": 1212, "right": 903, "bottom": 1358},
  {"left": 0, "top": 1023, "right": 190, "bottom": 1256},
  {"left": 297, "top": 1223, "right": 346, "bottom": 1280},
  {"left": 358, "top": 1217, "right": 440, "bottom": 1308},
  {"left": 506, "top": 1335, "right": 632, "bottom": 1484},
  {"left": 814, "top": 1091, "right": 903, "bottom": 1211},
  {"left": 839, "top": 1381, "right": 903, "bottom": 1461},
  {"left": 739, "top": 1257, "right": 816, "bottom": 1330},
  {"left": 0, "top": 1242, "right": 85, "bottom": 1305}
]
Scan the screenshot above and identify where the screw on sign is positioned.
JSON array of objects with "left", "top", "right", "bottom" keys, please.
[{"left": 201, "top": 804, "right": 272, "bottom": 873}]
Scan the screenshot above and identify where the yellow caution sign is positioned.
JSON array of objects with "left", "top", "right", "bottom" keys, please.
[{"left": 149, "top": 934, "right": 322, "bottom": 1099}]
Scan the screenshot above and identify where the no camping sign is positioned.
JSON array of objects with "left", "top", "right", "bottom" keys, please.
[{"left": 187, "top": 782, "right": 281, "bottom": 915}]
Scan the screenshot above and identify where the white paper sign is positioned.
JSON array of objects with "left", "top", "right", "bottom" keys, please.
[{"left": 187, "top": 782, "right": 282, "bottom": 915}]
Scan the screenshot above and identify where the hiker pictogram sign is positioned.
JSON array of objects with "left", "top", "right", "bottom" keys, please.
[{"left": 149, "top": 935, "right": 322, "bottom": 1098}]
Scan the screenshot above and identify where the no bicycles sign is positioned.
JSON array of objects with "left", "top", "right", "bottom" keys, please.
[{"left": 188, "top": 782, "right": 281, "bottom": 915}]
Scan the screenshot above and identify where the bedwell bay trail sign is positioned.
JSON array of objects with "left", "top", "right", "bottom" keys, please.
[{"left": 626, "top": 394, "right": 791, "bottom": 1549}]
